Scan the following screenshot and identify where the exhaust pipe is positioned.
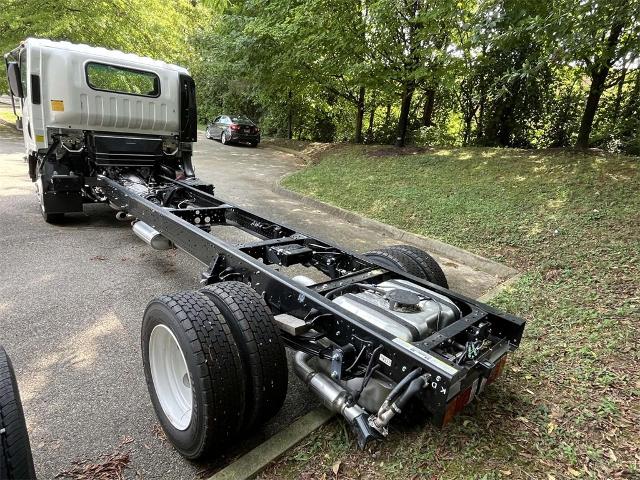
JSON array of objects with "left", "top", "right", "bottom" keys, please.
[
  {"left": 115, "top": 211, "right": 134, "bottom": 221},
  {"left": 132, "top": 221, "right": 173, "bottom": 250},
  {"left": 293, "top": 352, "right": 379, "bottom": 448}
]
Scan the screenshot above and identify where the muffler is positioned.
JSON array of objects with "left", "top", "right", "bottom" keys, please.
[
  {"left": 293, "top": 352, "right": 379, "bottom": 448},
  {"left": 132, "top": 221, "right": 173, "bottom": 250}
]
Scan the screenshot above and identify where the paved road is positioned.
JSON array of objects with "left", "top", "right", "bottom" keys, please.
[{"left": 0, "top": 117, "right": 503, "bottom": 479}]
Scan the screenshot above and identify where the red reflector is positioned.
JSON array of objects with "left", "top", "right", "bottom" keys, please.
[
  {"left": 488, "top": 356, "right": 507, "bottom": 384},
  {"left": 230, "top": 124, "right": 240, "bottom": 131},
  {"left": 442, "top": 357, "right": 509, "bottom": 426},
  {"left": 443, "top": 385, "right": 473, "bottom": 425}
]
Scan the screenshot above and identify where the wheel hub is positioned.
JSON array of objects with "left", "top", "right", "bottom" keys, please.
[{"left": 149, "top": 324, "right": 193, "bottom": 430}]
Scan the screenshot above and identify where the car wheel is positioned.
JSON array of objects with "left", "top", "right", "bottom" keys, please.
[
  {"left": 141, "top": 291, "right": 246, "bottom": 459},
  {"left": 221, "top": 132, "right": 227, "bottom": 145},
  {"left": 250, "top": 142, "right": 258, "bottom": 148},
  {"left": 0, "top": 345, "right": 37, "bottom": 480},
  {"left": 205, "top": 128, "right": 211, "bottom": 139}
]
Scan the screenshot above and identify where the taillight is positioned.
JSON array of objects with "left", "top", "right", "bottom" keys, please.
[
  {"left": 230, "top": 124, "right": 241, "bottom": 131},
  {"left": 443, "top": 384, "right": 474, "bottom": 425},
  {"left": 442, "top": 356, "right": 507, "bottom": 425},
  {"left": 487, "top": 356, "right": 507, "bottom": 385}
]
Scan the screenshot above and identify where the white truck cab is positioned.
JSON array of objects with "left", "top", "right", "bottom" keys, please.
[{"left": 4, "top": 38, "right": 197, "bottom": 222}]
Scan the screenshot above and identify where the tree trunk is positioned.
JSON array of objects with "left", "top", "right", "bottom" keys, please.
[
  {"left": 476, "top": 82, "right": 486, "bottom": 143},
  {"left": 287, "top": 90, "right": 293, "bottom": 140},
  {"left": 612, "top": 66, "right": 627, "bottom": 125},
  {"left": 354, "top": 86, "right": 365, "bottom": 143},
  {"left": 575, "top": 21, "right": 624, "bottom": 149},
  {"left": 366, "top": 107, "right": 375, "bottom": 142},
  {"left": 395, "top": 81, "right": 415, "bottom": 147},
  {"left": 576, "top": 68, "right": 609, "bottom": 148},
  {"left": 463, "top": 115, "right": 472, "bottom": 146},
  {"left": 422, "top": 88, "right": 435, "bottom": 127},
  {"left": 622, "top": 70, "right": 640, "bottom": 120}
]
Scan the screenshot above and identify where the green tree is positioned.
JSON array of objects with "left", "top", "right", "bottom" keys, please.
[
  {"left": 0, "top": 0, "right": 212, "bottom": 90},
  {"left": 550, "top": 0, "right": 640, "bottom": 148},
  {"left": 366, "top": 0, "right": 461, "bottom": 147}
]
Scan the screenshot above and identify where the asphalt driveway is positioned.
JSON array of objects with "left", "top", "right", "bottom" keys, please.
[{"left": 0, "top": 119, "right": 509, "bottom": 479}]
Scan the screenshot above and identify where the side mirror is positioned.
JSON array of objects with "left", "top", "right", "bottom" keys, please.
[{"left": 7, "top": 62, "right": 24, "bottom": 98}]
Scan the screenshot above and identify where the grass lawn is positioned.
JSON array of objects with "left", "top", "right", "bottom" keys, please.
[
  {"left": 0, "top": 107, "right": 18, "bottom": 125},
  {"left": 261, "top": 147, "right": 639, "bottom": 479}
]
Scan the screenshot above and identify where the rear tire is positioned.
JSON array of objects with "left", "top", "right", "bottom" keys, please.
[
  {"left": 365, "top": 245, "right": 448, "bottom": 288},
  {"left": 37, "top": 178, "right": 64, "bottom": 224},
  {"left": 0, "top": 346, "right": 36, "bottom": 480},
  {"left": 141, "top": 291, "right": 246, "bottom": 459},
  {"left": 200, "top": 282, "right": 288, "bottom": 432},
  {"left": 42, "top": 211, "right": 64, "bottom": 224},
  {"left": 250, "top": 142, "right": 258, "bottom": 148}
]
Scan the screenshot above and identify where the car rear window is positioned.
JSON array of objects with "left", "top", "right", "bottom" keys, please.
[
  {"left": 231, "top": 115, "right": 253, "bottom": 124},
  {"left": 86, "top": 62, "right": 160, "bottom": 97}
]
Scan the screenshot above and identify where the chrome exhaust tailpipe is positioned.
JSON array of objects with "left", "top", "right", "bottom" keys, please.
[
  {"left": 132, "top": 221, "right": 173, "bottom": 250},
  {"left": 293, "top": 352, "right": 379, "bottom": 448}
]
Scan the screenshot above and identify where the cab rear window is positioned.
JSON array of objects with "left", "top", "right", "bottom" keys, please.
[{"left": 86, "top": 62, "right": 160, "bottom": 97}]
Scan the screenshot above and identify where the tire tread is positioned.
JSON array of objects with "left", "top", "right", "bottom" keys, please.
[
  {"left": 199, "top": 282, "right": 288, "bottom": 432},
  {"left": 0, "top": 346, "right": 36, "bottom": 480},
  {"left": 365, "top": 244, "right": 448, "bottom": 288},
  {"left": 143, "top": 291, "right": 245, "bottom": 459}
]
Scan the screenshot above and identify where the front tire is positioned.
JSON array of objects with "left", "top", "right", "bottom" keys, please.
[
  {"left": 200, "top": 282, "right": 288, "bottom": 432},
  {"left": 142, "top": 292, "right": 246, "bottom": 459},
  {"left": 42, "top": 210, "right": 64, "bottom": 224},
  {"left": 0, "top": 346, "right": 36, "bottom": 480},
  {"left": 205, "top": 128, "right": 212, "bottom": 139},
  {"left": 36, "top": 178, "right": 64, "bottom": 224}
]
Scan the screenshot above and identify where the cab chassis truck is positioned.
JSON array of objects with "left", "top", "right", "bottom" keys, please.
[{"left": 4, "top": 39, "right": 524, "bottom": 462}]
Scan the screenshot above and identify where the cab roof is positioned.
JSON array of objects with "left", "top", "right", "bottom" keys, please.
[{"left": 22, "top": 38, "right": 189, "bottom": 75}]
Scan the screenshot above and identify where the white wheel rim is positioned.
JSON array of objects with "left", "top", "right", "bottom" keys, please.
[
  {"left": 222, "top": 132, "right": 226, "bottom": 143},
  {"left": 149, "top": 324, "right": 193, "bottom": 430},
  {"left": 205, "top": 128, "right": 211, "bottom": 138}
]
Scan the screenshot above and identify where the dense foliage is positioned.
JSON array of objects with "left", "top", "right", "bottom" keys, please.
[
  {"left": 1, "top": 0, "right": 639, "bottom": 153},
  {"left": 193, "top": 0, "right": 640, "bottom": 152},
  {"left": 0, "top": 0, "right": 212, "bottom": 91}
]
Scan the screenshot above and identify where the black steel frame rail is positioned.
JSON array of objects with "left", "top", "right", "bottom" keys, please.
[{"left": 98, "top": 174, "right": 525, "bottom": 418}]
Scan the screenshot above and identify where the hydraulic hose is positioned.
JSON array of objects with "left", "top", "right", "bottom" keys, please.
[
  {"left": 370, "top": 369, "right": 430, "bottom": 435},
  {"left": 384, "top": 368, "right": 422, "bottom": 405},
  {"left": 395, "top": 376, "right": 429, "bottom": 411}
]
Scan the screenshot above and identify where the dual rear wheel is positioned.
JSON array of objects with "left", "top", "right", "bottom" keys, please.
[
  {"left": 141, "top": 282, "right": 288, "bottom": 460},
  {"left": 141, "top": 245, "right": 446, "bottom": 460},
  {"left": 365, "top": 244, "right": 448, "bottom": 288}
]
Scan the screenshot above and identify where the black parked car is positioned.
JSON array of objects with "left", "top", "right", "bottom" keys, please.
[{"left": 205, "top": 115, "right": 260, "bottom": 147}]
